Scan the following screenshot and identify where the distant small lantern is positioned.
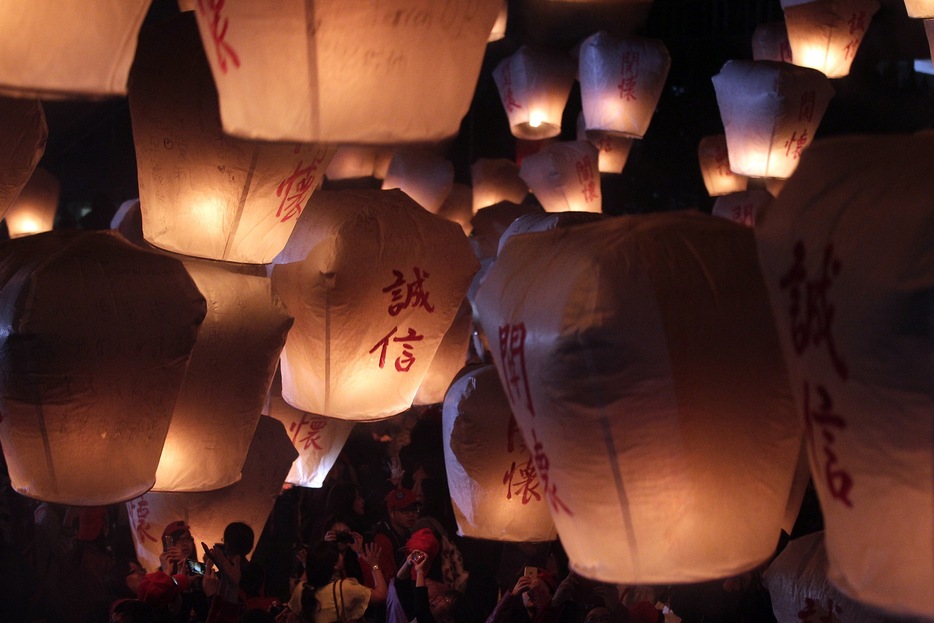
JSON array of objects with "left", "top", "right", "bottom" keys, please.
[
  {"left": 272, "top": 190, "right": 479, "bottom": 421},
  {"left": 4, "top": 168, "right": 59, "bottom": 238},
  {"left": 437, "top": 184, "right": 474, "bottom": 236},
  {"left": 414, "top": 299, "right": 473, "bottom": 406},
  {"left": 471, "top": 159, "right": 529, "bottom": 213},
  {"left": 475, "top": 212, "right": 801, "bottom": 583},
  {"left": 0, "top": 0, "right": 152, "bottom": 98},
  {"left": 578, "top": 32, "right": 671, "bottom": 139},
  {"left": 698, "top": 135, "right": 748, "bottom": 196},
  {"left": 489, "top": 1, "right": 508, "bottom": 42},
  {"left": 0, "top": 231, "right": 205, "bottom": 505},
  {"left": 127, "top": 416, "right": 297, "bottom": 574},
  {"left": 493, "top": 46, "right": 576, "bottom": 140},
  {"left": 712, "top": 60, "right": 834, "bottom": 179},
  {"left": 711, "top": 189, "right": 773, "bottom": 228},
  {"left": 781, "top": 0, "right": 879, "bottom": 78},
  {"left": 443, "top": 365, "right": 558, "bottom": 541},
  {"left": 577, "top": 112, "right": 634, "bottom": 175},
  {"left": 0, "top": 98, "right": 46, "bottom": 220},
  {"left": 381, "top": 148, "right": 455, "bottom": 214},
  {"left": 191, "top": 0, "right": 500, "bottom": 143},
  {"left": 325, "top": 146, "right": 382, "bottom": 182},
  {"left": 904, "top": 0, "right": 934, "bottom": 17},
  {"left": 129, "top": 14, "right": 335, "bottom": 264},
  {"left": 520, "top": 141, "right": 602, "bottom": 213},
  {"left": 752, "top": 22, "right": 794, "bottom": 63}
]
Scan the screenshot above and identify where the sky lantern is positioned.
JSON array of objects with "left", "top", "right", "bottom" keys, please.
[
  {"left": 577, "top": 112, "right": 634, "bottom": 175},
  {"left": 414, "top": 299, "right": 474, "bottom": 406},
  {"left": 0, "top": 0, "right": 152, "bottom": 98},
  {"left": 129, "top": 14, "right": 335, "bottom": 265},
  {"left": 497, "top": 211, "right": 604, "bottom": 257},
  {"left": 0, "top": 231, "right": 205, "bottom": 505},
  {"left": 471, "top": 159, "right": 529, "bottom": 213},
  {"left": 272, "top": 190, "right": 479, "bottom": 421},
  {"left": 519, "top": 141, "right": 602, "bottom": 213},
  {"left": 469, "top": 202, "right": 543, "bottom": 263},
  {"left": 781, "top": 0, "right": 879, "bottom": 78},
  {"left": 698, "top": 135, "right": 748, "bottom": 196},
  {"left": 493, "top": 46, "right": 576, "bottom": 140},
  {"left": 4, "top": 167, "right": 59, "bottom": 238},
  {"left": 0, "top": 98, "right": 46, "bottom": 221},
  {"left": 713, "top": 60, "right": 834, "bottom": 179},
  {"left": 444, "top": 365, "right": 558, "bottom": 542},
  {"left": 489, "top": 1, "right": 508, "bottom": 42},
  {"left": 381, "top": 148, "right": 455, "bottom": 214},
  {"left": 578, "top": 32, "right": 671, "bottom": 139},
  {"left": 904, "top": 0, "right": 934, "bottom": 16},
  {"left": 435, "top": 183, "right": 474, "bottom": 236},
  {"left": 325, "top": 146, "right": 382, "bottom": 182},
  {"left": 475, "top": 212, "right": 801, "bottom": 583},
  {"left": 754, "top": 133, "right": 934, "bottom": 619},
  {"left": 752, "top": 22, "right": 794, "bottom": 63},
  {"left": 711, "top": 189, "right": 773, "bottom": 228},
  {"left": 127, "top": 416, "right": 297, "bottom": 573},
  {"left": 191, "top": 0, "right": 500, "bottom": 144}
]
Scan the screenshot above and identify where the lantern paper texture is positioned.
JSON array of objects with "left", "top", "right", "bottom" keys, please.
[
  {"left": 711, "top": 189, "right": 773, "bottom": 228},
  {"left": 578, "top": 32, "right": 671, "bottom": 139},
  {"left": 905, "top": 0, "right": 934, "bottom": 17},
  {"left": 414, "top": 299, "right": 474, "bottom": 406},
  {"left": 0, "top": 231, "right": 206, "bottom": 505},
  {"left": 153, "top": 259, "right": 293, "bottom": 492},
  {"left": 520, "top": 141, "right": 602, "bottom": 213},
  {"left": 0, "top": 98, "right": 46, "bottom": 221},
  {"left": 713, "top": 60, "right": 834, "bottom": 179},
  {"left": 754, "top": 134, "right": 934, "bottom": 619},
  {"left": 471, "top": 159, "right": 529, "bottom": 213},
  {"left": 698, "top": 135, "right": 749, "bottom": 197},
  {"left": 493, "top": 46, "right": 576, "bottom": 140},
  {"left": 781, "top": 0, "right": 879, "bottom": 78},
  {"left": 470, "top": 202, "right": 543, "bottom": 263},
  {"left": 577, "top": 113, "right": 634, "bottom": 175},
  {"left": 0, "top": 0, "right": 152, "bottom": 98},
  {"left": 497, "top": 211, "right": 604, "bottom": 257},
  {"left": 475, "top": 212, "right": 801, "bottom": 583},
  {"left": 5, "top": 168, "right": 59, "bottom": 238},
  {"left": 192, "top": 0, "right": 500, "bottom": 143},
  {"left": 443, "top": 365, "right": 558, "bottom": 541},
  {"left": 436, "top": 184, "right": 474, "bottom": 236},
  {"left": 326, "top": 146, "right": 382, "bottom": 181},
  {"left": 382, "top": 148, "right": 455, "bottom": 214},
  {"left": 272, "top": 190, "right": 479, "bottom": 421},
  {"left": 489, "top": 1, "right": 508, "bottom": 41},
  {"left": 130, "top": 14, "right": 336, "bottom": 264},
  {"left": 127, "top": 416, "right": 298, "bottom": 574},
  {"left": 752, "top": 22, "right": 794, "bottom": 63}
]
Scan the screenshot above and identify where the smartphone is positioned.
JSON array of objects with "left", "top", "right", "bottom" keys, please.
[
  {"left": 523, "top": 566, "right": 538, "bottom": 579},
  {"left": 412, "top": 551, "right": 427, "bottom": 564},
  {"left": 163, "top": 535, "right": 175, "bottom": 549},
  {"left": 187, "top": 559, "right": 206, "bottom": 575}
]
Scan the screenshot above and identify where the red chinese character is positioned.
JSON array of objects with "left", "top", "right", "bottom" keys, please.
[
  {"left": 369, "top": 326, "right": 424, "bottom": 372},
  {"left": 799, "top": 91, "right": 816, "bottom": 123},
  {"left": 382, "top": 267, "right": 435, "bottom": 316},
  {"left": 290, "top": 414, "right": 327, "bottom": 451},
  {"left": 849, "top": 11, "right": 867, "bottom": 34},
  {"left": 276, "top": 156, "right": 324, "bottom": 223},
  {"left": 576, "top": 157, "right": 598, "bottom": 203},
  {"left": 506, "top": 415, "right": 526, "bottom": 454},
  {"left": 501, "top": 64, "right": 522, "bottom": 112},
  {"left": 503, "top": 457, "right": 542, "bottom": 504},
  {"left": 197, "top": 0, "right": 241, "bottom": 74},
  {"left": 531, "top": 428, "right": 572, "bottom": 515},
  {"left": 803, "top": 381, "right": 853, "bottom": 508},
  {"left": 731, "top": 203, "right": 754, "bottom": 226},
  {"left": 714, "top": 145, "right": 732, "bottom": 177},
  {"left": 499, "top": 324, "right": 535, "bottom": 416},
  {"left": 128, "top": 499, "right": 158, "bottom": 544},
  {"left": 618, "top": 52, "right": 640, "bottom": 101},
  {"left": 784, "top": 129, "right": 809, "bottom": 159},
  {"left": 843, "top": 37, "right": 861, "bottom": 60}
]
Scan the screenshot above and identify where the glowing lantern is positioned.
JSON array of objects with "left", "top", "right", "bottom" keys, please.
[
  {"left": 111, "top": 199, "right": 145, "bottom": 248},
  {"left": 497, "top": 211, "right": 604, "bottom": 257},
  {"left": 578, "top": 32, "right": 671, "bottom": 139},
  {"left": 475, "top": 212, "right": 800, "bottom": 583},
  {"left": 127, "top": 416, "right": 297, "bottom": 573},
  {"left": 781, "top": 0, "right": 879, "bottom": 78},
  {"left": 0, "top": 0, "right": 152, "bottom": 98},
  {"left": 0, "top": 98, "right": 46, "bottom": 220},
  {"left": 712, "top": 60, "right": 833, "bottom": 179},
  {"left": 443, "top": 365, "right": 558, "bottom": 541},
  {"left": 752, "top": 22, "right": 794, "bottom": 63},
  {"left": 520, "top": 141, "right": 602, "bottom": 213},
  {"left": 414, "top": 299, "right": 473, "bottom": 406},
  {"left": 129, "top": 14, "right": 335, "bottom": 264},
  {"left": 577, "top": 113, "right": 634, "bottom": 175},
  {"left": 489, "top": 1, "right": 508, "bottom": 42},
  {"left": 381, "top": 148, "right": 455, "bottom": 214},
  {"left": 471, "top": 159, "right": 528, "bottom": 213},
  {"left": 470, "top": 201, "right": 543, "bottom": 262},
  {"left": 904, "top": 0, "right": 934, "bottom": 16},
  {"left": 264, "top": 376, "right": 354, "bottom": 489},
  {"left": 0, "top": 231, "right": 206, "bottom": 505},
  {"left": 698, "top": 135, "right": 748, "bottom": 196},
  {"left": 437, "top": 184, "right": 474, "bottom": 236},
  {"left": 711, "top": 189, "right": 773, "bottom": 228},
  {"left": 5, "top": 168, "right": 58, "bottom": 238},
  {"left": 325, "top": 146, "right": 382, "bottom": 182},
  {"left": 754, "top": 134, "right": 934, "bottom": 619},
  {"left": 191, "top": 0, "right": 500, "bottom": 143},
  {"left": 493, "top": 46, "right": 576, "bottom": 140},
  {"left": 272, "top": 190, "right": 479, "bottom": 421}
]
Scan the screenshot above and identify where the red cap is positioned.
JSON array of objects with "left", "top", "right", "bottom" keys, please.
[
  {"left": 161, "top": 520, "right": 190, "bottom": 542},
  {"left": 385, "top": 487, "right": 418, "bottom": 511}
]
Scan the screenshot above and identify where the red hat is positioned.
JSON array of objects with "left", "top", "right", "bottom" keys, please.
[
  {"left": 405, "top": 528, "right": 440, "bottom": 561},
  {"left": 137, "top": 571, "right": 190, "bottom": 607},
  {"left": 385, "top": 487, "right": 418, "bottom": 512},
  {"left": 161, "top": 520, "right": 190, "bottom": 542}
]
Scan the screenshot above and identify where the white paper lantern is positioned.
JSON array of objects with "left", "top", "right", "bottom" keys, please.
[
  {"left": 4, "top": 168, "right": 59, "bottom": 238},
  {"left": 0, "top": 231, "right": 206, "bottom": 505},
  {"left": 443, "top": 365, "right": 558, "bottom": 541},
  {"left": 436, "top": 184, "right": 474, "bottom": 236},
  {"left": 489, "top": 1, "right": 508, "bottom": 42},
  {"left": 578, "top": 32, "right": 671, "bottom": 139},
  {"left": 754, "top": 133, "right": 934, "bottom": 619},
  {"left": 381, "top": 148, "right": 455, "bottom": 214},
  {"left": 781, "top": 0, "right": 879, "bottom": 78},
  {"left": 414, "top": 299, "right": 473, "bottom": 406},
  {"left": 698, "top": 135, "right": 749, "bottom": 197},
  {"left": 520, "top": 141, "right": 602, "bottom": 213},
  {"left": 127, "top": 416, "right": 297, "bottom": 573},
  {"left": 711, "top": 189, "right": 773, "bottom": 228},
  {"left": 904, "top": 0, "right": 934, "bottom": 17},
  {"left": 191, "top": 0, "right": 500, "bottom": 143},
  {"left": 0, "top": 0, "right": 152, "bottom": 98},
  {"left": 497, "top": 211, "right": 605, "bottom": 257},
  {"left": 712, "top": 60, "right": 834, "bottom": 179},
  {"left": 0, "top": 98, "right": 46, "bottom": 220},
  {"left": 577, "top": 113, "right": 634, "bottom": 175},
  {"left": 272, "top": 190, "right": 479, "bottom": 421},
  {"left": 752, "top": 22, "right": 794, "bottom": 63},
  {"left": 471, "top": 159, "right": 529, "bottom": 213},
  {"left": 325, "top": 147, "right": 382, "bottom": 182},
  {"left": 493, "top": 46, "right": 577, "bottom": 140},
  {"left": 475, "top": 212, "right": 801, "bottom": 584}
]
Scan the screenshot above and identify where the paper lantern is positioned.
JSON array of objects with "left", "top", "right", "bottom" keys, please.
[
  {"left": 752, "top": 22, "right": 794, "bottom": 63},
  {"left": 191, "top": 0, "right": 500, "bottom": 143},
  {"left": 0, "top": 0, "right": 151, "bottom": 98},
  {"left": 754, "top": 133, "right": 934, "bottom": 619},
  {"left": 127, "top": 416, "right": 297, "bottom": 573},
  {"left": 493, "top": 46, "right": 576, "bottom": 140},
  {"left": 325, "top": 147, "right": 382, "bottom": 182},
  {"left": 904, "top": 0, "right": 934, "bottom": 17},
  {"left": 272, "top": 190, "right": 479, "bottom": 421},
  {"left": 381, "top": 148, "right": 455, "bottom": 214},
  {"left": 781, "top": 0, "right": 879, "bottom": 78},
  {"left": 129, "top": 14, "right": 335, "bottom": 264},
  {"left": 577, "top": 113, "right": 634, "bottom": 175},
  {"left": 443, "top": 365, "right": 558, "bottom": 541},
  {"left": 578, "top": 32, "right": 671, "bottom": 139},
  {"left": 0, "top": 98, "right": 46, "bottom": 221},
  {"left": 711, "top": 189, "right": 773, "bottom": 228},
  {"left": 0, "top": 231, "right": 206, "bottom": 505},
  {"left": 519, "top": 141, "right": 602, "bottom": 213},
  {"left": 264, "top": 375, "right": 354, "bottom": 489},
  {"left": 712, "top": 60, "right": 834, "bottom": 179},
  {"left": 471, "top": 159, "right": 529, "bottom": 213},
  {"left": 698, "top": 135, "right": 749, "bottom": 197},
  {"left": 470, "top": 202, "right": 543, "bottom": 262},
  {"left": 110, "top": 199, "right": 146, "bottom": 248},
  {"left": 414, "top": 299, "right": 473, "bottom": 406},
  {"left": 497, "top": 211, "right": 604, "bottom": 257},
  {"left": 153, "top": 258, "right": 293, "bottom": 492},
  {"left": 437, "top": 184, "right": 474, "bottom": 236},
  {"left": 489, "top": 1, "right": 508, "bottom": 42},
  {"left": 475, "top": 212, "right": 801, "bottom": 583},
  {"left": 4, "top": 168, "right": 59, "bottom": 238}
]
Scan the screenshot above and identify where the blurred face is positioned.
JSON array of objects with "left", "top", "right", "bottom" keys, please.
[
  {"left": 174, "top": 530, "right": 196, "bottom": 560},
  {"left": 390, "top": 506, "right": 419, "bottom": 531},
  {"left": 330, "top": 521, "right": 352, "bottom": 552},
  {"left": 125, "top": 561, "right": 146, "bottom": 594}
]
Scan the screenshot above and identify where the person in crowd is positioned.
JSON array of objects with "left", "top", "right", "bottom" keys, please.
[
  {"left": 322, "top": 515, "right": 367, "bottom": 585},
  {"left": 371, "top": 487, "right": 419, "bottom": 582},
  {"left": 485, "top": 567, "right": 559, "bottom": 623},
  {"left": 159, "top": 520, "right": 198, "bottom": 576},
  {"left": 155, "top": 520, "right": 207, "bottom": 622},
  {"left": 392, "top": 548, "right": 473, "bottom": 623}
]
